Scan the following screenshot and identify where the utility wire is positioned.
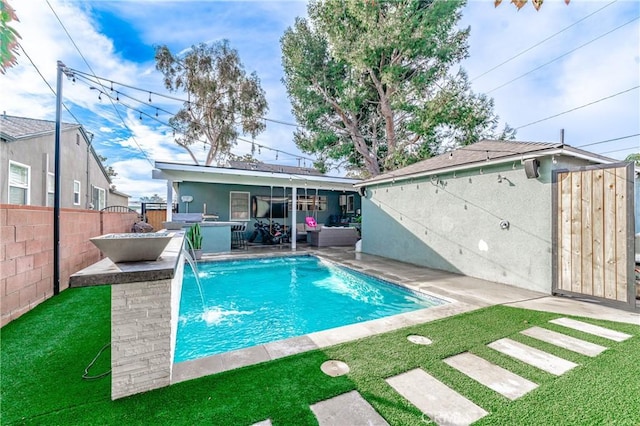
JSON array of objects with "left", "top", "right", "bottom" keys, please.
[
  {"left": 46, "top": 0, "right": 154, "bottom": 167},
  {"left": 76, "top": 78, "right": 319, "bottom": 165},
  {"left": 575, "top": 133, "right": 640, "bottom": 149},
  {"left": 514, "top": 86, "right": 639, "bottom": 130},
  {"left": 471, "top": 0, "right": 618, "bottom": 82},
  {"left": 17, "top": 44, "right": 84, "bottom": 126},
  {"left": 600, "top": 145, "right": 638, "bottom": 155},
  {"left": 486, "top": 15, "right": 639, "bottom": 94},
  {"left": 68, "top": 68, "right": 301, "bottom": 128}
]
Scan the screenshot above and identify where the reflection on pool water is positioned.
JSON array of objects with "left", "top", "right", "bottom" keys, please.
[{"left": 174, "top": 255, "right": 447, "bottom": 363}]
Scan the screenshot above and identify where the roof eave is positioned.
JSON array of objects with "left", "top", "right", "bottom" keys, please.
[
  {"left": 154, "top": 161, "right": 362, "bottom": 187},
  {"left": 355, "top": 147, "right": 618, "bottom": 187}
]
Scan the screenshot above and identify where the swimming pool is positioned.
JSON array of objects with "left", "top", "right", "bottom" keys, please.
[{"left": 174, "top": 255, "right": 447, "bottom": 363}]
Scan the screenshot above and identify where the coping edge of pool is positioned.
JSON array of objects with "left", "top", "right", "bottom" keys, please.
[
  {"left": 172, "top": 253, "right": 470, "bottom": 384},
  {"left": 171, "top": 299, "right": 476, "bottom": 384}
]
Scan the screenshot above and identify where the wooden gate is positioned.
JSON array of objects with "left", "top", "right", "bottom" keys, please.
[
  {"left": 145, "top": 210, "right": 166, "bottom": 232},
  {"left": 552, "top": 162, "right": 636, "bottom": 311}
]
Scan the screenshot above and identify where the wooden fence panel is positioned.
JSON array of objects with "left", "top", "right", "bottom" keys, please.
[
  {"left": 553, "top": 163, "right": 634, "bottom": 310},
  {"left": 145, "top": 210, "right": 166, "bottom": 232},
  {"left": 615, "top": 167, "right": 628, "bottom": 301}
]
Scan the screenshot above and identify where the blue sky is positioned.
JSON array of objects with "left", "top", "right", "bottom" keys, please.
[{"left": 3, "top": 0, "right": 639, "bottom": 200}]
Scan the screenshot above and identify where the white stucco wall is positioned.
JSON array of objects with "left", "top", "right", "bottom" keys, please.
[{"left": 361, "top": 156, "right": 591, "bottom": 294}]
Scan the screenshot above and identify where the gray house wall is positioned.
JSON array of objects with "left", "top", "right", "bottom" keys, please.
[
  {"left": 636, "top": 172, "right": 640, "bottom": 233},
  {"left": 361, "top": 156, "right": 594, "bottom": 294},
  {"left": 1, "top": 127, "right": 113, "bottom": 209},
  {"left": 176, "top": 182, "right": 360, "bottom": 226}
]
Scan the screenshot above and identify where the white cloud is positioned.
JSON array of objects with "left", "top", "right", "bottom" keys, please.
[
  {"left": 461, "top": 0, "right": 639, "bottom": 157},
  {"left": 4, "top": 0, "right": 637, "bottom": 204}
]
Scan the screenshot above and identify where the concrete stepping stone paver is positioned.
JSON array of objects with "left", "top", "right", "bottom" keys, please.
[
  {"left": 444, "top": 352, "right": 538, "bottom": 400},
  {"left": 521, "top": 326, "right": 607, "bottom": 357},
  {"left": 250, "top": 420, "right": 272, "bottom": 426},
  {"left": 549, "top": 317, "right": 632, "bottom": 342},
  {"left": 488, "top": 338, "right": 577, "bottom": 376},
  {"left": 310, "top": 390, "right": 389, "bottom": 426},
  {"left": 386, "top": 368, "right": 488, "bottom": 426}
]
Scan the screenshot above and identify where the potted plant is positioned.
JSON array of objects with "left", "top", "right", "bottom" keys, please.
[{"left": 186, "top": 223, "right": 203, "bottom": 260}]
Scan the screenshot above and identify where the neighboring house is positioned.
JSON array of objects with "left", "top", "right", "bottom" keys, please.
[
  {"left": 356, "top": 140, "right": 636, "bottom": 310},
  {"left": 0, "top": 114, "right": 129, "bottom": 209},
  {"left": 152, "top": 160, "right": 361, "bottom": 246}
]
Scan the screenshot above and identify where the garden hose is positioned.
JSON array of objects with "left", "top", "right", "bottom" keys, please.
[{"left": 82, "top": 343, "right": 111, "bottom": 380}]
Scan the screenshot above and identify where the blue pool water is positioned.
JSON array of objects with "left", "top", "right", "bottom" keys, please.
[{"left": 174, "top": 256, "right": 446, "bottom": 363}]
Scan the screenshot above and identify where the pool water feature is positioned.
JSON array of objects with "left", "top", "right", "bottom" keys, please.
[{"left": 174, "top": 256, "right": 447, "bottom": 363}]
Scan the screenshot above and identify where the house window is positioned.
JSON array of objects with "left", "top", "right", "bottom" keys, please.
[
  {"left": 346, "top": 194, "right": 355, "bottom": 213},
  {"left": 8, "top": 161, "right": 30, "bottom": 205},
  {"left": 46, "top": 172, "right": 55, "bottom": 206},
  {"left": 92, "top": 186, "right": 106, "bottom": 210},
  {"left": 230, "top": 191, "right": 250, "bottom": 220},
  {"left": 73, "top": 180, "right": 81, "bottom": 205}
]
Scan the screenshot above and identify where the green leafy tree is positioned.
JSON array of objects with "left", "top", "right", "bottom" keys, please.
[
  {"left": 139, "top": 194, "right": 165, "bottom": 203},
  {"left": 625, "top": 153, "right": 640, "bottom": 166},
  {"left": 281, "top": 0, "right": 513, "bottom": 177},
  {"left": 97, "top": 154, "right": 117, "bottom": 178},
  {"left": 155, "top": 41, "right": 269, "bottom": 166},
  {"left": 1, "top": 0, "right": 20, "bottom": 74}
]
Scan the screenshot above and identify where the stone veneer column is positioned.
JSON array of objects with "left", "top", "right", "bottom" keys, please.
[{"left": 110, "top": 259, "right": 184, "bottom": 400}]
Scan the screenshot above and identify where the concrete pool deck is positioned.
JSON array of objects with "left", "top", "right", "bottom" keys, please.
[{"left": 172, "top": 246, "right": 639, "bottom": 384}]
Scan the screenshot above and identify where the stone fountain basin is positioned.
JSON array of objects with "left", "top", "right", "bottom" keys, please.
[{"left": 90, "top": 232, "right": 174, "bottom": 263}]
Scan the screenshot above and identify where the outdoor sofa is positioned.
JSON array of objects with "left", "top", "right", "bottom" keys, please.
[{"left": 308, "top": 226, "right": 359, "bottom": 247}]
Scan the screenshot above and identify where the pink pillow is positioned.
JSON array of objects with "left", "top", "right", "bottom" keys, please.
[{"left": 305, "top": 217, "right": 317, "bottom": 228}]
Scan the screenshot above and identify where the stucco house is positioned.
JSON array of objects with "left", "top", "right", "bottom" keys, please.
[
  {"left": 356, "top": 140, "right": 636, "bottom": 310},
  {"left": 152, "top": 160, "right": 361, "bottom": 248},
  {"left": 0, "top": 114, "right": 129, "bottom": 209}
]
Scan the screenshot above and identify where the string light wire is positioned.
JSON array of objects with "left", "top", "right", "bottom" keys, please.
[{"left": 46, "top": 0, "right": 154, "bottom": 167}]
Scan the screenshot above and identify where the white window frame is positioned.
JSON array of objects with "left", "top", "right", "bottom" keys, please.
[
  {"left": 346, "top": 194, "right": 355, "bottom": 213},
  {"left": 92, "top": 186, "right": 106, "bottom": 210},
  {"left": 8, "top": 160, "right": 30, "bottom": 205},
  {"left": 46, "top": 172, "right": 55, "bottom": 207},
  {"left": 230, "top": 191, "right": 250, "bottom": 221},
  {"left": 73, "top": 180, "right": 81, "bottom": 205}
]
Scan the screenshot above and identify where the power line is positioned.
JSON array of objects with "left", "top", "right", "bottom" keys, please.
[
  {"left": 575, "top": 133, "right": 640, "bottom": 149},
  {"left": 471, "top": 0, "right": 618, "bottom": 82},
  {"left": 46, "top": 0, "right": 154, "bottom": 167},
  {"left": 17, "top": 44, "right": 84, "bottom": 126},
  {"left": 486, "top": 15, "right": 639, "bottom": 94},
  {"left": 600, "top": 145, "right": 638, "bottom": 155},
  {"left": 514, "top": 86, "right": 639, "bottom": 130}
]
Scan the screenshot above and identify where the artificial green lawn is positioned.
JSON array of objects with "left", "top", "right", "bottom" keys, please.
[{"left": 1, "top": 286, "right": 639, "bottom": 425}]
